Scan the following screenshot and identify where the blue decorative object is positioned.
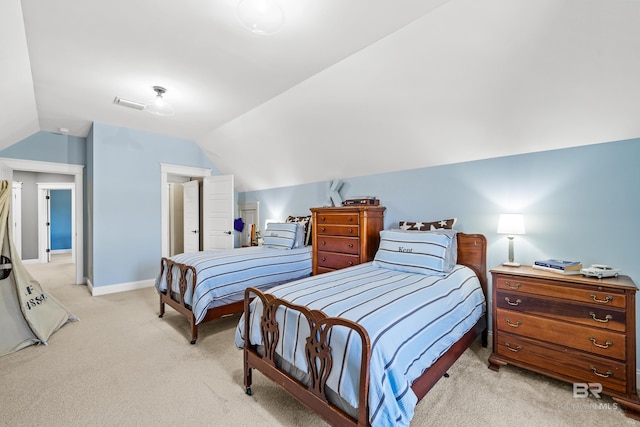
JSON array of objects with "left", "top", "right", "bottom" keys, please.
[{"left": 234, "top": 218, "right": 245, "bottom": 232}]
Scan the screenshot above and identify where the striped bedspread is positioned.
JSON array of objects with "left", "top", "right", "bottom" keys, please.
[
  {"left": 235, "top": 262, "right": 485, "bottom": 426},
  {"left": 155, "top": 246, "right": 312, "bottom": 324}
]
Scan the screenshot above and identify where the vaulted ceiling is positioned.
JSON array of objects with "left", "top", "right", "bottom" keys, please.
[{"left": 2, "top": 0, "right": 639, "bottom": 191}]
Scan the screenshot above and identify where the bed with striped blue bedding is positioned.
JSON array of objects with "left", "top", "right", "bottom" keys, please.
[
  {"left": 155, "top": 246, "right": 312, "bottom": 324},
  {"left": 235, "top": 262, "right": 485, "bottom": 426}
]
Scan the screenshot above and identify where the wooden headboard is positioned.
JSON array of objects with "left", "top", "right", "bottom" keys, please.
[{"left": 456, "top": 233, "right": 488, "bottom": 297}]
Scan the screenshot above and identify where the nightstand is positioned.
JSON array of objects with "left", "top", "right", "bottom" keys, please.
[
  {"left": 488, "top": 265, "right": 640, "bottom": 420},
  {"left": 310, "top": 206, "right": 385, "bottom": 275}
]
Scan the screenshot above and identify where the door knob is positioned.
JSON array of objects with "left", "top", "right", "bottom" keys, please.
[
  {"left": 225, "top": 231, "right": 232, "bottom": 235},
  {"left": 191, "top": 230, "right": 198, "bottom": 234}
]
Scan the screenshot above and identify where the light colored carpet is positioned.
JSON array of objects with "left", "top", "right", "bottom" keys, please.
[{"left": 1, "top": 260, "right": 638, "bottom": 426}]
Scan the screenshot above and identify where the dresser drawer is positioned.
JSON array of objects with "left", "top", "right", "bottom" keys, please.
[
  {"left": 316, "top": 236, "right": 359, "bottom": 255},
  {"left": 317, "top": 251, "right": 360, "bottom": 270},
  {"left": 316, "top": 224, "right": 359, "bottom": 237},
  {"left": 495, "top": 332, "right": 628, "bottom": 394},
  {"left": 496, "top": 290, "right": 626, "bottom": 332},
  {"left": 495, "top": 308, "right": 626, "bottom": 360},
  {"left": 315, "top": 213, "right": 360, "bottom": 226},
  {"left": 495, "top": 276, "right": 626, "bottom": 309}
]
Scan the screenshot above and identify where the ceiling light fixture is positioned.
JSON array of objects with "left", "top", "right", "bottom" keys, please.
[
  {"left": 144, "top": 86, "right": 174, "bottom": 116},
  {"left": 237, "top": 0, "right": 285, "bottom": 35}
]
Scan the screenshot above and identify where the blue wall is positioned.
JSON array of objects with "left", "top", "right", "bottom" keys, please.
[
  {"left": 239, "top": 138, "right": 640, "bottom": 366},
  {"left": 0, "top": 132, "right": 86, "bottom": 165},
  {"left": 0, "top": 125, "right": 220, "bottom": 288},
  {"left": 50, "top": 189, "right": 72, "bottom": 250},
  {"left": 89, "top": 123, "right": 220, "bottom": 287},
  {"left": 240, "top": 139, "right": 639, "bottom": 281}
]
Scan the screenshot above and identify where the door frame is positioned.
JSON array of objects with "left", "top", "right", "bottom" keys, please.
[
  {"left": 160, "top": 163, "right": 211, "bottom": 258},
  {"left": 11, "top": 181, "right": 22, "bottom": 258},
  {"left": 238, "top": 201, "right": 259, "bottom": 247},
  {"left": 0, "top": 157, "right": 84, "bottom": 285},
  {"left": 37, "top": 183, "right": 75, "bottom": 263}
]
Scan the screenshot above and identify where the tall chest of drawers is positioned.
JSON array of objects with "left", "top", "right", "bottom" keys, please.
[
  {"left": 310, "top": 206, "right": 385, "bottom": 275},
  {"left": 488, "top": 265, "right": 640, "bottom": 420}
]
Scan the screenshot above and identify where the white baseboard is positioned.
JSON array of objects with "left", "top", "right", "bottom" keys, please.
[
  {"left": 21, "top": 258, "right": 40, "bottom": 264},
  {"left": 89, "top": 278, "right": 155, "bottom": 296}
]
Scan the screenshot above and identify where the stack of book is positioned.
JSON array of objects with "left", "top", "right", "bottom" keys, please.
[{"left": 532, "top": 259, "right": 583, "bottom": 275}]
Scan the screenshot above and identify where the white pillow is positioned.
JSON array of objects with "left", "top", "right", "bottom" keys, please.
[
  {"left": 263, "top": 222, "right": 299, "bottom": 250},
  {"left": 293, "top": 223, "right": 306, "bottom": 248},
  {"left": 373, "top": 229, "right": 457, "bottom": 276}
]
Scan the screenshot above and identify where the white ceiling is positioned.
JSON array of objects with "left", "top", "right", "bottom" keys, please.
[{"left": 2, "top": 0, "right": 639, "bottom": 192}]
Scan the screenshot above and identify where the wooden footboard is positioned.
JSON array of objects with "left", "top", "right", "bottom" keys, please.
[
  {"left": 157, "top": 257, "right": 244, "bottom": 344},
  {"left": 243, "top": 286, "right": 486, "bottom": 426},
  {"left": 243, "top": 286, "right": 371, "bottom": 426}
]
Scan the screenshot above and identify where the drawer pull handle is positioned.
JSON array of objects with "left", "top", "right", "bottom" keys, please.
[
  {"left": 505, "top": 318, "right": 521, "bottom": 328},
  {"left": 589, "top": 337, "right": 613, "bottom": 349},
  {"left": 590, "top": 366, "right": 613, "bottom": 378},
  {"left": 321, "top": 257, "right": 326, "bottom": 261},
  {"left": 505, "top": 281, "right": 521, "bottom": 290},
  {"left": 589, "top": 294, "right": 613, "bottom": 304},
  {"left": 504, "top": 342, "right": 522, "bottom": 352},
  {"left": 348, "top": 217, "right": 353, "bottom": 221},
  {"left": 348, "top": 244, "right": 354, "bottom": 248},
  {"left": 348, "top": 261, "right": 353, "bottom": 266},
  {"left": 348, "top": 228, "right": 353, "bottom": 234},
  {"left": 504, "top": 297, "right": 522, "bottom": 306},
  {"left": 589, "top": 312, "right": 613, "bottom": 323},
  {"left": 321, "top": 241, "right": 327, "bottom": 245},
  {"left": 320, "top": 227, "right": 326, "bottom": 232}
]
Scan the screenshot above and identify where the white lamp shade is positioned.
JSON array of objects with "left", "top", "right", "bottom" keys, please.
[
  {"left": 144, "top": 95, "right": 174, "bottom": 116},
  {"left": 144, "top": 86, "right": 174, "bottom": 116},
  {"left": 497, "top": 214, "right": 525, "bottom": 235}
]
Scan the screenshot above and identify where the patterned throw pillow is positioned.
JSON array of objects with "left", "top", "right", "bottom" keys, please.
[
  {"left": 373, "top": 229, "right": 458, "bottom": 276},
  {"left": 263, "top": 222, "right": 299, "bottom": 250},
  {"left": 399, "top": 218, "right": 457, "bottom": 231},
  {"left": 286, "top": 215, "right": 312, "bottom": 246}
]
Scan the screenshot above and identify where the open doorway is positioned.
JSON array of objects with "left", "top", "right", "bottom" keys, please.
[
  {"left": 37, "top": 183, "right": 75, "bottom": 264},
  {"left": 160, "top": 163, "right": 212, "bottom": 258},
  {"left": 0, "top": 157, "right": 84, "bottom": 285}
]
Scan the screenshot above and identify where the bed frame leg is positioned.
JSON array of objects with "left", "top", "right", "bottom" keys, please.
[
  {"left": 159, "top": 297, "right": 165, "bottom": 318},
  {"left": 244, "top": 357, "right": 252, "bottom": 396},
  {"left": 190, "top": 320, "right": 198, "bottom": 345},
  {"left": 481, "top": 327, "right": 488, "bottom": 348}
]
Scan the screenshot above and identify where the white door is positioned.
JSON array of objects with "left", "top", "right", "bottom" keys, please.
[
  {"left": 202, "top": 175, "right": 234, "bottom": 250},
  {"left": 183, "top": 180, "right": 200, "bottom": 253},
  {"left": 11, "top": 181, "right": 22, "bottom": 258}
]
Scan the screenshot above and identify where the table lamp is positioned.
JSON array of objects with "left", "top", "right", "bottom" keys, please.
[{"left": 497, "top": 213, "right": 526, "bottom": 267}]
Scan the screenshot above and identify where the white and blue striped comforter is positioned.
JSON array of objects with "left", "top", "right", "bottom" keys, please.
[
  {"left": 235, "top": 262, "right": 485, "bottom": 426},
  {"left": 155, "top": 246, "right": 312, "bottom": 324}
]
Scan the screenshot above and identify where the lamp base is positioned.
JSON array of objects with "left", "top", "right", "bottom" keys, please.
[{"left": 502, "top": 261, "right": 521, "bottom": 267}]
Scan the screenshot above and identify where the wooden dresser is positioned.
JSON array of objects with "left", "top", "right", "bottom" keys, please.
[
  {"left": 310, "top": 206, "right": 385, "bottom": 275},
  {"left": 488, "top": 265, "right": 640, "bottom": 420}
]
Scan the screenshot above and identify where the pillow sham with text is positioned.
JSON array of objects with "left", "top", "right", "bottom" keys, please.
[
  {"left": 263, "top": 222, "right": 299, "bottom": 250},
  {"left": 373, "top": 229, "right": 458, "bottom": 276}
]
